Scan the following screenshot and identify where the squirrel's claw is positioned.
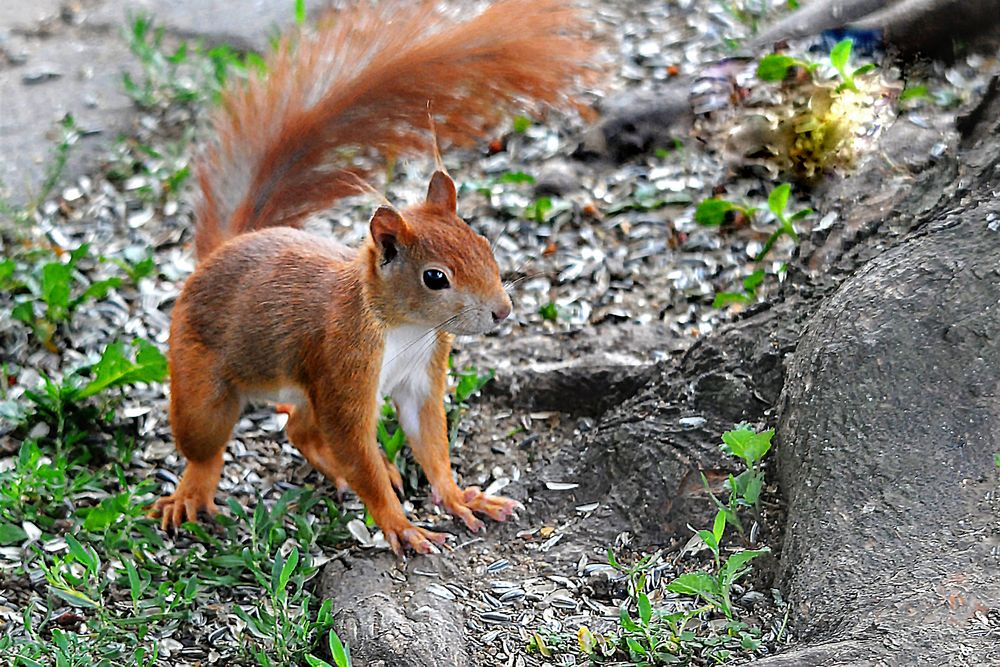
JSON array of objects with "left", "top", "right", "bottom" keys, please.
[
  {"left": 438, "top": 486, "right": 520, "bottom": 531},
  {"left": 150, "top": 490, "right": 218, "bottom": 531},
  {"left": 385, "top": 525, "right": 448, "bottom": 556}
]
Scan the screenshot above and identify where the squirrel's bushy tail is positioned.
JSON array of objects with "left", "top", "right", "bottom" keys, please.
[{"left": 195, "top": 0, "right": 595, "bottom": 258}]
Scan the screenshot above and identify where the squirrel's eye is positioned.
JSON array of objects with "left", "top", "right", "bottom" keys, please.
[{"left": 422, "top": 269, "right": 450, "bottom": 290}]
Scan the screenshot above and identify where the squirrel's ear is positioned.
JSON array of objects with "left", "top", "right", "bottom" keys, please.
[
  {"left": 425, "top": 170, "right": 457, "bottom": 212},
  {"left": 370, "top": 206, "right": 409, "bottom": 264}
]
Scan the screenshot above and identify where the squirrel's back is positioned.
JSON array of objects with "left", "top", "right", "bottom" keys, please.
[{"left": 194, "top": 0, "right": 594, "bottom": 258}]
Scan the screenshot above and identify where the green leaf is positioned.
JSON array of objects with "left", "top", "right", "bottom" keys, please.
[
  {"left": 125, "top": 559, "right": 141, "bottom": 606},
  {"left": 329, "top": 630, "right": 352, "bottom": 667},
  {"left": 65, "top": 533, "right": 95, "bottom": 569},
  {"left": 278, "top": 547, "right": 299, "bottom": 592},
  {"left": 454, "top": 366, "right": 494, "bottom": 403},
  {"left": 49, "top": 586, "right": 99, "bottom": 609},
  {"left": 0, "top": 258, "right": 15, "bottom": 285},
  {"left": 697, "top": 528, "right": 718, "bottom": 554},
  {"left": 512, "top": 115, "right": 531, "bottom": 133},
  {"left": 305, "top": 657, "right": 334, "bottom": 667},
  {"left": 73, "top": 277, "right": 121, "bottom": 307},
  {"left": 712, "top": 509, "right": 727, "bottom": 543},
  {"left": 525, "top": 196, "right": 553, "bottom": 223},
  {"left": 82, "top": 499, "right": 122, "bottom": 531},
  {"left": 767, "top": 183, "right": 791, "bottom": 219},
  {"left": 637, "top": 592, "right": 652, "bottom": 626},
  {"left": 852, "top": 63, "right": 876, "bottom": 77},
  {"left": 497, "top": 171, "right": 535, "bottom": 185},
  {"left": 667, "top": 572, "right": 721, "bottom": 599},
  {"left": 294, "top": 0, "right": 306, "bottom": 24},
  {"left": 756, "top": 54, "right": 797, "bottom": 81},
  {"left": 619, "top": 605, "right": 640, "bottom": 633},
  {"left": 625, "top": 637, "right": 647, "bottom": 656},
  {"left": 742, "top": 270, "right": 765, "bottom": 294},
  {"left": 732, "top": 470, "right": 764, "bottom": 506},
  {"left": 830, "top": 38, "right": 853, "bottom": 73},
  {"left": 713, "top": 291, "right": 751, "bottom": 308},
  {"left": 233, "top": 606, "right": 270, "bottom": 640},
  {"left": 11, "top": 299, "right": 34, "bottom": 324},
  {"left": 0, "top": 522, "right": 28, "bottom": 545},
  {"left": 789, "top": 207, "right": 813, "bottom": 222},
  {"left": 538, "top": 302, "right": 559, "bottom": 322},
  {"left": 79, "top": 339, "right": 168, "bottom": 398},
  {"left": 40, "top": 262, "right": 72, "bottom": 313},
  {"left": 899, "top": 85, "right": 929, "bottom": 102},
  {"left": 721, "top": 427, "right": 774, "bottom": 466},
  {"left": 694, "top": 198, "right": 735, "bottom": 226},
  {"left": 720, "top": 547, "right": 771, "bottom": 585}
]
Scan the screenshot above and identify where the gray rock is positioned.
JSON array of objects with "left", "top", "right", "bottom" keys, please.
[
  {"left": 579, "top": 82, "right": 692, "bottom": 162},
  {"left": 532, "top": 160, "right": 579, "bottom": 197}
]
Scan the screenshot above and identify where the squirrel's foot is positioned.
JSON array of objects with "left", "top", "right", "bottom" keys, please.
[
  {"left": 436, "top": 486, "right": 522, "bottom": 533},
  {"left": 383, "top": 523, "right": 449, "bottom": 556},
  {"left": 150, "top": 489, "right": 218, "bottom": 531}
]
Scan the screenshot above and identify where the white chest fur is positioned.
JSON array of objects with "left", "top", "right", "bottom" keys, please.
[
  {"left": 378, "top": 325, "right": 437, "bottom": 400},
  {"left": 379, "top": 325, "right": 437, "bottom": 440}
]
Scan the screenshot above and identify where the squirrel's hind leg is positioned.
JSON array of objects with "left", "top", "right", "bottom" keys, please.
[
  {"left": 151, "top": 346, "right": 239, "bottom": 530},
  {"left": 280, "top": 402, "right": 402, "bottom": 496}
]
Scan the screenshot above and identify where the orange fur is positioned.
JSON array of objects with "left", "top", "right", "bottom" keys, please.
[{"left": 152, "top": 0, "right": 596, "bottom": 553}]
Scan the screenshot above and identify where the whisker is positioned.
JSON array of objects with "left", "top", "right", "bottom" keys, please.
[
  {"left": 381, "top": 305, "right": 478, "bottom": 369},
  {"left": 504, "top": 271, "right": 549, "bottom": 292},
  {"left": 382, "top": 315, "right": 458, "bottom": 369}
]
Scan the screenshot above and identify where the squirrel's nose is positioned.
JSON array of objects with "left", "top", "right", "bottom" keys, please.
[{"left": 491, "top": 302, "right": 511, "bottom": 322}]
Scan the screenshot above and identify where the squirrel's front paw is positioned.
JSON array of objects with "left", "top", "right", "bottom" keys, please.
[{"left": 436, "top": 486, "right": 522, "bottom": 532}]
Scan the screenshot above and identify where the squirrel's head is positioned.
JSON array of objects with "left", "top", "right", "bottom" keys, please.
[{"left": 367, "top": 171, "right": 512, "bottom": 335}]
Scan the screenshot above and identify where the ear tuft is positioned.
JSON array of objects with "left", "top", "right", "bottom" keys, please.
[
  {"left": 370, "top": 206, "right": 408, "bottom": 265},
  {"left": 425, "top": 170, "right": 457, "bottom": 212}
]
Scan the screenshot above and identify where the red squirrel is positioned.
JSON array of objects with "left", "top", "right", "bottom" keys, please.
[{"left": 150, "top": 0, "right": 594, "bottom": 554}]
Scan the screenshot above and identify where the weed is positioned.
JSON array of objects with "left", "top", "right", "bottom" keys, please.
[
  {"left": 666, "top": 510, "right": 770, "bottom": 619},
  {"left": 525, "top": 196, "right": 554, "bottom": 223},
  {"left": 569, "top": 425, "right": 776, "bottom": 664},
  {"left": 694, "top": 198, "right": 757, "bottom": 227},
  {"left": 696, "top": 183, "right": 810, "bottom": 309},
  {"left": 538, "top": 301, "right": 560, "bottom": 322},
  {"left": 2, "top": 338, "right": 167, "bottom": 437},
  {"left": 756, "top": 53, "right": 817, "bottom": 82},
  {"left": 462, "top": 170, "right": 535, "bottom": 198},
  {"left": 607, "top": 181, "right": 692, "bottom": 216},
  {"left": 3, "top": 244, "right": 122, "bottom": 349},
  {"left": 306, "top": 629, "right": 354, "bottom": 667},
  {"left": 713, "top": 269, "right": 765, "bottom": 308},
  {"left": 829, "top": 39, "right": 876, "bottom": 93},
  {"left": 756, "top": 182, "right": 812, "bottom": 262},
  {"left": 106, "top": 133, "right": 195, "bottom": 204},
  {"left": 757, "top": 39, "right": 875, "bottom": 92},
  {"left": 512, "top": 115, "right": 532, "bottom": 133},
  {"left": 899, "top": 85, "right": 929, "bottom": 103},
  {"left": 0, "top": 114, "right": 80, "bottom": 227},
  {"left": 701, "top": 425, "right": 773, "bottom": 537},
  {"left": 121, "top": 14, "right": 263, "bottom": 111}
]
